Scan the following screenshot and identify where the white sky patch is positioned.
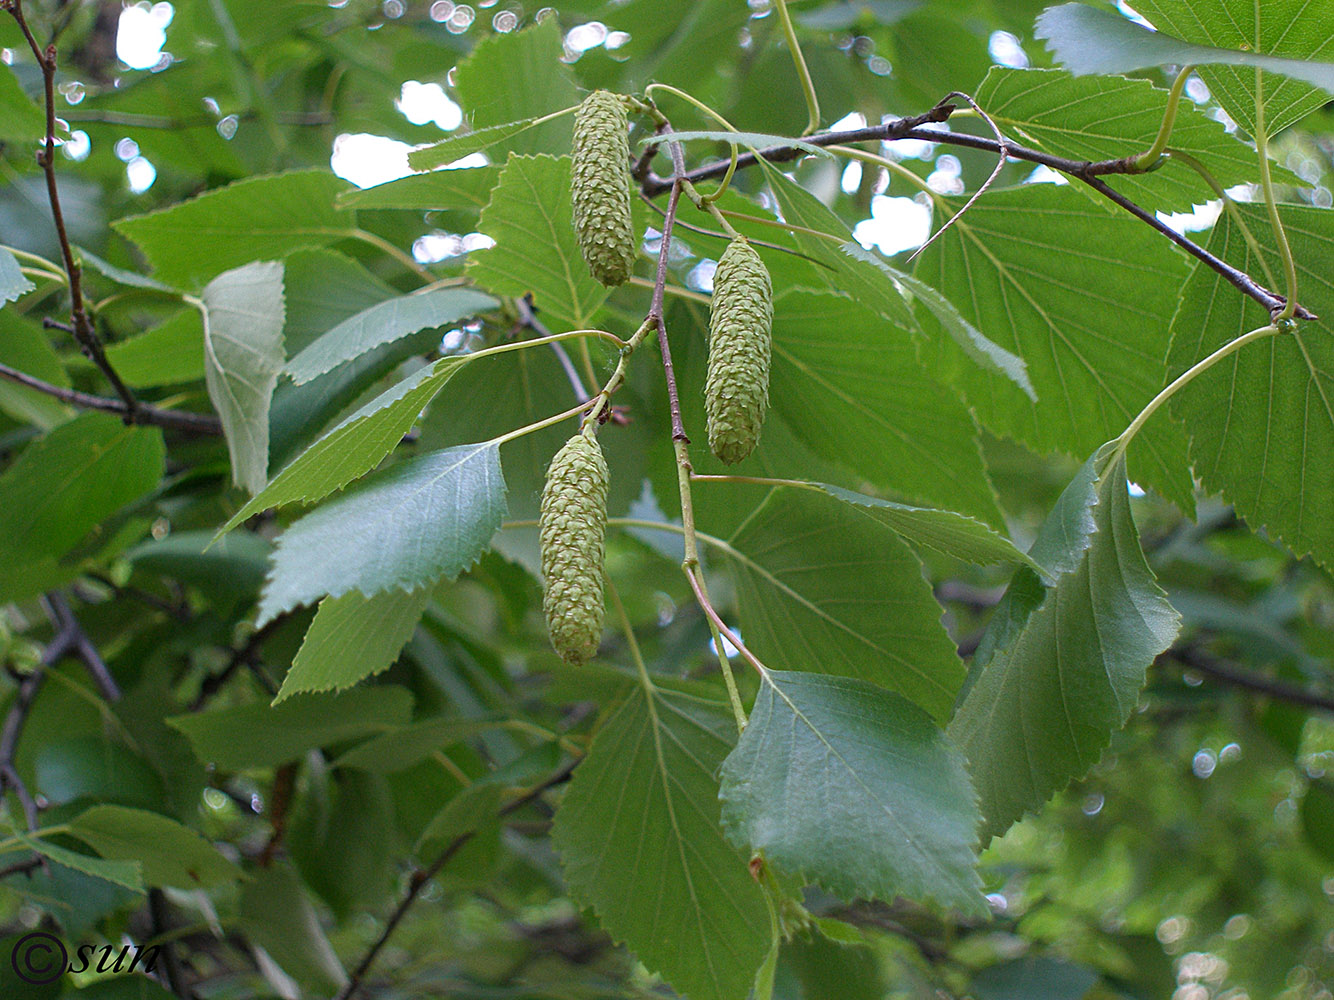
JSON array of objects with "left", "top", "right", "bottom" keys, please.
[
  {"left": 708, "top": 627, "right": 743, "bottom": 659},
  {"left": 841, "top": 160, "right": 862, "bottom": 194},
  {"left": 398, "top": 81, "right": 463, "bottom": 131},
  {"left": 331, "top": 133, "right": 415, "bottom": 188},
  {"left": 687, "top": 258, "right": 717, "bottom": 293},
  {"left": 565, "top": 21, "right": 608, "bottom": 53},
  {"left": 988, "top": 30, "right": 1029, "bottom": 68},
  {"left": 127, "top": 156, "right": 157, "bottom": 193},
  {"left": 1024, "top": 164, "right": 1069, "bottom": 186},
  {"left": 853, "top": 195, "right": 931, "bottom": 256},
  {"left": 829, "top": 110, "right": 867, "bottom": 132},
  {"left": 1128, "top": 481, "right": 1147, "bottom": 498},
  {"left": 1157, "top": 200, "right": 1222, "bottom": 234},
  {"left": 61, "top": 130, "right": 91, "bottom": 161},
  {"left": 116, "top": 3, "right": 173, "bottom": 71},
  {"left": 412, "top": 231, "right": 495, "bottom": 263},
  {"left": 1116, "top": 1, "right": 1154, "bottom": 28}
]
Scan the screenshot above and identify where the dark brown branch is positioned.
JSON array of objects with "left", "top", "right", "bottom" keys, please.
[
  {"left": 1163, "top": 645, "right": 1334, "bottom": 715},
  {"left": 0, "top": 361, "right": 222, "bottom": 434},
  {"left": 148, "top": 888, "right": 193, "bottom": 999},
  {"left": 0, "top": 855, "right": 45, "bottom": 880},
  {"left": 6, "top": 0, "right": 141, "bottom": 417},
  {"left": 639, "top": 102, "right": 957, "bottom": 196},
  {"left": 335, "top": 756, "right": 581, "bottom": 1000},
  {"left": 640, "top": 103, "right": 1312, "bottom": 322},
  {"left": 190, "top": 614, "right": 287, "bottom": 710},
  {"left": 0, "top": 665, "right": 46, "bottom": 831},
  {"left": 45, "top": 592, "right": 120, "bottom": 701}
]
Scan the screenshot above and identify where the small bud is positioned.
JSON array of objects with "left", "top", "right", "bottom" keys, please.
[
  {"left": 539, "top": 430, "right": 610, "bottom": 663},
  {"left": 705, "top": 237, "right": 772, "bottom": 464},
  {"left": 571, "top": 90, "right": 636, "bottom": 287}
]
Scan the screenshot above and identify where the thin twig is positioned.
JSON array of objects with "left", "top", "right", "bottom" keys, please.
[
  {"left": 335, "top": 757, "right": 581, "bottom": 1000},
  {"left": 148, "top": 888, "right": 193, "bottom": 999},
  {"left": 640, "top": 102, "right": 1310, "bottom": 320},
  {"left": 515, "top": 294, "right": 591, "bottom": 403},
  {"left": 45, "top": 592, "right": 121, "bottom": 701},
  {"left": 190, "top": 615, "right": 288, "bottom": 710},
  {"left": 6, "top": 0, "right": 140, "bottom": 416},
  {"left": 0, "top": 359, "right": 223, "bottom": 434},
  {"left": 639, "top": 102, "right": 957, "bottom": 195},
  {"left": 906, "top": 91, "right": 1006, "bottom": 264},
  {"left": 0, "top": 666, "right": 46, "bottom": 831},
  {"left": 649, "top": 137, "right": 690, "bottom": 443},
  {"left": 1163, "top": 645, "right": 1334, "bottom": 715}
]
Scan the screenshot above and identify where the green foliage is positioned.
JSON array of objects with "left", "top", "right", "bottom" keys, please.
[
  {"left": 1, "top": 1, "right": 1333, "bottom": 997},
  {"left": 720, "top": 670, "right": 985, "bottom": 913}
]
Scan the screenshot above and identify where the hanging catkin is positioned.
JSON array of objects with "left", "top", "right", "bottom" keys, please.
[
  {"left": 571, "top": 90, "right": 636, "bottom": 287},
  {"left": 539, "top": 430, "right": 609, "bottom": 664},
  {"left": 705, "top": 237, "right": 773, "bottom": 464}
]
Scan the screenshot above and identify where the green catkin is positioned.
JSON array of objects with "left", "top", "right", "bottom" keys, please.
[
  {"left": 539, "top": 429, "right": 610, "bottom": 664},
  {"left": 705, "top": 237, "right": 773, "bottom": 465},
  {"left": 571, "top": 90, "right": 636, "bottom": 287}
]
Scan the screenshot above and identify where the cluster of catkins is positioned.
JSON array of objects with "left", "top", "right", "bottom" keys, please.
[{"left": 539, "top": 91, "right": 774, "bottom": 663}]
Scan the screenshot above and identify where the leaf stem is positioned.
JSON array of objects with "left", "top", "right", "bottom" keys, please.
[
  {"left": 1168, "top": 149, "right": 1280, "bottom": 291},
  {"left": 491, "top": 400, "right": 590, "bottom": 447},
  {"left": 643, "top": 84, "right": 741, "bottom": 203},
  {"left": 347, "top": 228, "right": 436, "bottom": 283},
  {"left": 772, "top": 0, "right": 821, "bottom": 135},
  {"left": 1133, "top": 66, "right": 1192, "bottom": 172},
  {"left": 1253, "top": 68, "right": 1299, "bottom": 321},
  {"left": 1114, "top": 322, "right": 1280, "bottom": 458}
]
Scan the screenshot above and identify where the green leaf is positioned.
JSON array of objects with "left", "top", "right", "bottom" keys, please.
[
  {"left": 334, "top": 718, "right": 504, "bottom": 772},
  {"left": 645, "top": 130, "right": 833, "bottom": 158},
  {"left": 0, "top": 245, "right": 34, "bottom": 302},
  {"left": 219, "top": 357, "right": 470, "bottom": 536},
  {"left": 0, "top": 310, "right": 72, "bottom": 429},
  {"left": 14, "top": 835, "right": 143, "bottom": 892},
  {"left": 126, "top": 530, "right": 271, "bottom": 610},
  {"left": 113, "top": 170, "right": 353, "bottom": 288},
  {"left": 1037, "top": 2, "right": 1334, "bottom": 136},
  {"left": 552, "top": 684, "right": 770, "bottom": 1000},
  {"left": 914, "top": 184, "right": 1195, "bottom": 511},
  {"left": 758, "top": 162, "right": 917, "bottom": 329},
  {"left": 450, "top": 18, "right": 579, "bottom": 157},
  {"left": 0, "top": 64, "right": 43, "bottom": 141},
  {"left": 286, "top": 287, "right": 496, "bottom": 384},
  {"left": 338, "top": 164, "right": 501, "bottom": 211},
  {"left": 466, "top": 154, "right": 611, "bottom": 329},
  {"left": 66, "top": 804, "right": 243, "bottom": 889},
  {"left": 275, "top": 587, "right": 431, "bottom": 701},
  {"left": 811, "top": 482, "right": 1045, "bottom": 574},
  {"left": 769, "top": 290, "right": 1004, "bottom": 526},
  {"left": 103, "top": 309, "right": 205, "bottom": 387},
  {"left": 75, "top": 245, "right": 179, "bottom": 293},
  {"left": 0, "top": 412, "right": 164, "bottom": 565},
  {"left": 720, "top": 670, "right": 984, "bottom": 914},
  {"left": 970, "top": 957, "right": 1100, "bottom": 1000},
  {"left": 238, "top": 863, "right": 349, "bottom": 994},
  {"left": 975, "top": 67, "right": 1273, "bottom": 212},
  {"left": 948, "top": 446, "right": 1180, "bottom": 841},
  {"left": 408, "top": 118, "right": 561, "bottom": 171},
  {"left": 167, "top": 686, "right": 415, "bottom": 770},
  {"left": 841, "top": 243, "right": 1035, "bottom": 400},
  {"left": 718, "top": 485, "right": 966, "bottom": 722},
  {"left": 1166, "top": 204, "right": 1334, "bottom": 571},
  {"left": 256, "top": 442, "right": 507, "bottom": 623},
  {"left": 201, "top": 261, "right": 286, "bottom": 494}
]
